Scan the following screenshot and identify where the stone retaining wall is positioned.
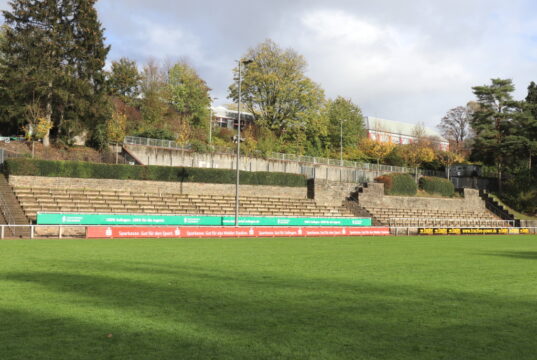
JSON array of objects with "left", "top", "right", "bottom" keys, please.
[
  {"left": 308, "top": 179, "right": 358, "bottom": 206},
  {"left": 358, "top": 183, "right": 486, "bottom": 211}
]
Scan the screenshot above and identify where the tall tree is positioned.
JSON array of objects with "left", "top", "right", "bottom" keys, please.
[
  {"left": 470, "top": 79, "right": 522, "bottom": 192},
  {"left": 228, "top": 39, "right": 325, "bottom": 141},
  {"left": 166, "top": 61, "right": 210, "bottom": 129},
  {"left": 0, "top": 0, "right": 110, "bottom": 145},
  {"left": 140, "top": 59, "right": 168, "bottom": 129},
  {"left": 326, "top": 96, "right": 365, "bottom": 153},
  {"left": 521, "top": 81, "right": 537, "bottom": 170},
  {"left": 438, "top": 105, "right": 470, "bottom": 154},
  {"left": 108, "top": 57, "right": 141, "bottom": 103}
]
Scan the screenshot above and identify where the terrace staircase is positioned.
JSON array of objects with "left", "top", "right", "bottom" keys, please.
[
  {"left": 342, "top": 199, "right": 381, "bottom": 226},
  {"left": 348, "top": 182, "right": 505, "bottom": 228},
  {"left": 479, "top": 190, "right": 520, "bottom": 226},
  {"left": 0, "top": 174, "right": 30, "bottom": 237}
]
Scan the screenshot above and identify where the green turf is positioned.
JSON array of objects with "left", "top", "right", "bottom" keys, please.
[{"left": 1, "top": 236, "right": 537, "bottom": 359}]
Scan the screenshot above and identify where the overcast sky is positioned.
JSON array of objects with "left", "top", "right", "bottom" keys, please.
[{"left": 2, "top": 0, "right": 537, "bottom": 128}]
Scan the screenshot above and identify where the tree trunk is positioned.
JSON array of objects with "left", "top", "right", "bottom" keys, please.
[
  {"left": 498, "top": 166, "right": 503, "bottom": 194},
  {"left": 42, "top": 128, "right": 51, "bottom": 147},
  {"left": 43, "top": 82, "right": 53, "bottom": 147},
  {"left": 58, "top": 110, "right": 64, "bottom": 138}
]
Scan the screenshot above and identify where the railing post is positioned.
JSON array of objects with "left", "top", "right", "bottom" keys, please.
[{"left": 30, "top": 226, "right": 34, "bottom": 239}]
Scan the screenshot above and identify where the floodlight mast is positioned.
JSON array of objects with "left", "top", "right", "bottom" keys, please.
[
  {"left": 235, "top": 59, "right": 253, "bottom": 227},
  {"left": 208, "top": 96, "right": 218, "bottom": 145}
]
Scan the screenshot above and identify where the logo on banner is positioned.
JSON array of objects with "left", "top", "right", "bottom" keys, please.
[
  {"left": 298, "top": 228, "right": 303, "bottom": 235},
  {"left": 249, "top": 228, "right": 254, "bottom": 235},
  {"left": 105, "top": 227, "right": 112, "bottom": 236},
  {"left": 174, "top": 228, "right": 181, "bottom": 236}
]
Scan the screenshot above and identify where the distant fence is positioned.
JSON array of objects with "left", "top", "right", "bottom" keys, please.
[
  {"left": 124, "top": 136, "right": 446, "bottom": 178},
  {"left": 0, "top": 148, "right": 26, "bottom": 166},
  {"left": 451, "top": 177, "right": 498, "bottom": 191}
]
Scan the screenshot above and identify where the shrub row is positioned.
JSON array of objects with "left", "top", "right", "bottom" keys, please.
[
  {"left": 419, "top": 176, "right": 455, "bottom": 197},
  {"left": 375, "top": 173, "right": 417, "bottom": 196},
  {"left": 3, "top": 158, "right": 307, "bottom": 187}
]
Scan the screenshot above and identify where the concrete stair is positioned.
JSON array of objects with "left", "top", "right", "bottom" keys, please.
[{"left": 0, "top": 174, "right": 30, "bottom": 237}]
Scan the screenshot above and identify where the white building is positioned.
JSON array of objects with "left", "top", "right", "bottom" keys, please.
[
  {"left": 211, "top": 106, "right": 255, "bottom": 130},
  {"left": 365, "top": 116, "right": 449, "bottom": 151}
]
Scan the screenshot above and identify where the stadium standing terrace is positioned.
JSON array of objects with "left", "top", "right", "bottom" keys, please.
[
  {"left": 0, "top": 155, "right": 521, "bottom": 239},
  {"left": 13, "top": 188, "right": 355, "bottom": 221},
  {"left": 353, "top": 182, "right": 505, "bottom": 227}
]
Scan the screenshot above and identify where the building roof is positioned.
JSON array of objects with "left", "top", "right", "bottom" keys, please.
[
  {"left": 212, "top": 105, "right": 254, "bottom": 119},
  {"left": 365, "top": 116, "right": 447, "bottom": 143}
]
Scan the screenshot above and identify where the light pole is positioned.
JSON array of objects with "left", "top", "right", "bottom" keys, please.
[
  {"left": 209, "top": 97, "right": 218, "bottom": 145},
  {"left": 340, "top": 119, "right": 346, "bottom": 165},
  {"left": 235, "top": 59, "right": 253, "bottom": 227}
]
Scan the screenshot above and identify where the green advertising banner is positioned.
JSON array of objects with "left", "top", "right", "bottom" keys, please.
[{"left": 37, "top": 213, "right": 372, "bottom": 227}]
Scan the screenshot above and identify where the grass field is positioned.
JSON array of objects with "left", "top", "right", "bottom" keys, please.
[{"left": 1, "top": 235, "right": 537, "bottom": 359}]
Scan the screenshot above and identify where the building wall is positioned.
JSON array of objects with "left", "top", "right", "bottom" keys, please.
[{"left": 365, "top": 116, "right": 449, "bottom": 151}]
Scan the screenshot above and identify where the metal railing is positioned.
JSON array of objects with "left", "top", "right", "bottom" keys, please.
[
  {"left": 0, "top": 148, "right": 27, "bottom": 166},
  {"left": 0, "top": 193, "right": 16, "bottom": 235},
  {"left": 389, "top": 217, "right": 515, "bottom": 228},
  {"left": 124, "top": 136, "right": 445, "bottom": 177}
]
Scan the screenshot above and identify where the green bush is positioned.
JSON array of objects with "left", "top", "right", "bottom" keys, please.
[
  {"left": 375, "top": 173, "right": 417, "bottom": 196},
  {"left": 3, "top": 158, "right": 307, "bottom": 187},
  {"left": 419, "top": 176, "right": 455, "bottom": 197}
]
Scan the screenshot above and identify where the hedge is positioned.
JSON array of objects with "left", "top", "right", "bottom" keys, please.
[
  {"left": 419, "top": 176, "right": 455, "bottom": 197},
  {"left": 3, "top": 158, "right": 307, "bottom": 187},
  {"left": 375, "top": 173, "right": 417, "bottom": 196}
]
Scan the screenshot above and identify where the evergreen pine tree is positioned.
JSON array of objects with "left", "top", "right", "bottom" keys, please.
[
  {"left": 0, "top": 0, "right": 110, "bottom": 145},
  {"left": 471, "top": 79, "right": 524, "bottom": 191}
]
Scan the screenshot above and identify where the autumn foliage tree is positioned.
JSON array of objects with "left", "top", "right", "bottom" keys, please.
[
  {"left": 228, "top": 39, "right": 326, "bottom": 154},
  {"left": 436, "top": 150, "right": 465, "bottom": 179},
  {"left": 399, "top": 144, "right": 435, "bottom": 180},
  {"left": 167, "top": 61, "right": 211, "bottom": 129},
  {"left": 360, "top": 138, "right": 395, "bottom": 175}
]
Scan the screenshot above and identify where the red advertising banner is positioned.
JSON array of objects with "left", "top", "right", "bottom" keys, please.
[{"left": 86, "top": 226, "right": 390, "bottom": 239}]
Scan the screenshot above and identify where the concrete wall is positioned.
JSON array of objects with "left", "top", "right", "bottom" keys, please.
[
  {"left": 124, "top": 144, "right": 378, "bottom": 183},
  {"left": 9, "top": 176, "right": 307, "bottom": 199},
  {"left": 358, "top": 183, "right": 486, "bottom": 211},
  {"left": 308, "top": 179, "right": 358, "bottom": 206}
]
